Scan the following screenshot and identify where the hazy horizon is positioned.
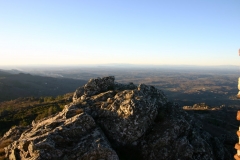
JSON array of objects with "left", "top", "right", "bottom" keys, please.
[{"left": 1, "top": 63, "right": 240, "bottom": 71}]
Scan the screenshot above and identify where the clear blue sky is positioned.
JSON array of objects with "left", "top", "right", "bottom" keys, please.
[{"left": 0, "top": 0, "right": 239, "bottom": 66}]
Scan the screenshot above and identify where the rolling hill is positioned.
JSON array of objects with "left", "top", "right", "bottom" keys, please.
[{"left": 0, "top": 70, "right": 87, "bottom": 102}]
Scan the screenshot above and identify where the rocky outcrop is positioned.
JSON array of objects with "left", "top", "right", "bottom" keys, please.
[
  {"left": 141, "top": 103, "right": 231, "bottom": 160},
  {"left": 4, "top": 112, "right": 118, "bottom": 160},
  {"left": 1, "top": 126, "right": 30, "bottom": 142},
  {"left": 3, "top": 76, "right": 231, "bottom": 160},
  {"left": 73, "top": 76, "right": 115, "bottom": 101},
  {"left": 183, "top": 103, "right": 209, "bottom": 110},
  {"left": 105, "top": 84, "right": 166, "bottom": 144}
]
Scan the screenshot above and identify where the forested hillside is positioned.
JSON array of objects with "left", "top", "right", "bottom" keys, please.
[
  {"left": 0, "top": 93, "right": 73, "bottom": 136},
  {"left": 0, "top": 70, "right": 86, "bottom": 102}
]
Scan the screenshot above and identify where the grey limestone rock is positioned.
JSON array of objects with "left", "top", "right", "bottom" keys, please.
[
  {"left": 69, "top": 82, "right": 168, "bottom": 146},
  {"left": 5, "top": 111, "right": 118, "bottom": 160},
  {"left": 73, "top": 76, "right": 115, "bottom": 101},
  {"left": 1, "top": 126, "right": 30, "bottom": 141},
  {"left": 95, "top": 84, "right": 168, "bottom": 146},
  {"left": 140, "top": 103, "right": 231, "bottom": 160}
]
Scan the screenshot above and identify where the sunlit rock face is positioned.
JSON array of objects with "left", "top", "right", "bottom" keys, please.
[
  {"left": 3, "top": 76, "right": 231, "bottom": 160},
  {"left": 72, "top": 76, "right": 115, "bottom": 101},
  {"left": 4, "top": 112, "right": 118, "bottom": 160},
  {"left": 237, "top": 78, "right": 240, "bottom": 98}
]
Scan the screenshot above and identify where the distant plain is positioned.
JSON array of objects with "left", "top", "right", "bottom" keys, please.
[{"left": 10, "top": 65, "right": 239, "bottom": 107}]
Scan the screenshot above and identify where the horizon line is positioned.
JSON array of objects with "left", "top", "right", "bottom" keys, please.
[{"left": 0, "top": 63, "right": 239, "bottom": 67}]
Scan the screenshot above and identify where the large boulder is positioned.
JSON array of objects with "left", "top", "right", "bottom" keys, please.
[
  {"left": 67, "top": 83, "right": 168, "bottom": 146},
  {"left": 95, "top": 84, "right": 167, "bottom": 146},
  {"left": 73, "top": 76, "right": 115, "bottom": 101},
  {"left": 5, "top": 112, "right": 118, "bottom": 160}
]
